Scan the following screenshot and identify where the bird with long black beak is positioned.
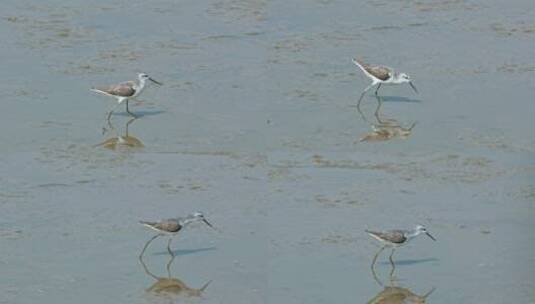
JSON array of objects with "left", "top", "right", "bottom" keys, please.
[
  {"left": 352, "top": 58, "right": 418, "bottom": 106},
  {"left": 139, "top": 212, "right": 215, "bottom": 257},
  {"left": 91, "top": 73, "right": 162, "bottom": 119},
  {"left": 366, "top": 225, "right": 436, "bottom": 273}
]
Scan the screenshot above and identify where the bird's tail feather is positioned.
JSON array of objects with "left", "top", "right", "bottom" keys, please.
[
  {"left": 365, "top": 229, "right": 379, "bottom": 236},
  {"left": 352, "top": 58, "right": 368, "bottom": 73},
  {"left": 90, "top": 88, "right": 114, "bottom": 98},
  {"left": 139, "top": 220, "right": 156, "bottom": 226}
]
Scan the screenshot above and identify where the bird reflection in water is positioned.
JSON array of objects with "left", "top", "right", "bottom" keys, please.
[
  {"left": 95, "top": 117, "right": 144, "bottom": 150},
  {"left": 358, "top": 95, "right": 416, "bottom": 142},
  {"left": 367, "top": 285, "right": 435, "bottom": 304},
  {"left": 369, "top": 264, "right": 435, "bottom": 304},
  {"left": 139, "top": 237, "right": 211, "bottom": 299}
]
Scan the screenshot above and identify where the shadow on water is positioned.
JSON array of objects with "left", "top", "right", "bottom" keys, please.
[
  {"left": 139, "top": 237, "right": 212, "bottom": 299},
  {"left": 377, "top": 95, "right": 422, "bottom": 103},
  {"left": 357, "top": 95, "right": 417, "bottom": 142},
  {"left": 95, "top": 117, "right": 144, "bottom": 150},
  {"left": 112, "top": 109, "right": 166, "bottom": 118},
  {"left": 379, "top": 258, "right": 438, "bottom": 266},
  {"left": 138, "top": 233, "right": 216, "bottom": 257},
  {"left": 369, "top": 245, "right": 437, "bottom": 283},
  {"left": 153, "top": 247, "right": 217, "bottom": 257}
]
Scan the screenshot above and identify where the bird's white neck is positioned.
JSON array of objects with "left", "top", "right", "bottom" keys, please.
[
  {"left": 135, "top": 78, "right": 147, "bottom": 95},
  {"left": 179, "top": 217, "right": 197, "bottom": 227},
  {"left": 406, "top": 229, "right": 422, "bottom": 240},
  {"left": 391, "top": 74, "right": 406, "bottom": 84}
]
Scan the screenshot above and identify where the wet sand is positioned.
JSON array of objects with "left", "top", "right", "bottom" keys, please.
[{"left": 1, "top": 0, "right": 534, "bottom": 303}]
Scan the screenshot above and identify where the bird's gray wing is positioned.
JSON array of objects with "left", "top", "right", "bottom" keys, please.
[
  {"left": 380, "top": 230, "right": 407, "bottom": 243},
  {"left": 355, "top": 59, "right": 392, "bottom": 81},
  {"left": 366, "top": 65, "right": 392, "bottom": 81},
  {"left": 142, "top": 219, "right": 182, "bottom": 233},
  {"left": 97, "top": 81, "right": 136, "bottom": 97},
  {"left": 367, "top": 229, "right": 406, "bottom": 243}
]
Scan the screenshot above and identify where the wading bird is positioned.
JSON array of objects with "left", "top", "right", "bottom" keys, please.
[
  {"left": 139, "top": 212, "right": 215, "bottom": 258},
  {"left": 91, "top": 73, "right": 162, "bottom": 119},
  {"left": 352, "top": 58, "right": 418, "bottom": 106}
]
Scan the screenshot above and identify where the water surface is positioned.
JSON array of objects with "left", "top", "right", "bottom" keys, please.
[{"left": 1, "top": 0, "right": 534, "bottom": 303}]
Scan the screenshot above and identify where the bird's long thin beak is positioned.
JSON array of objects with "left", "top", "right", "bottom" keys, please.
[
  {"left": 426, "top": 232, "right": 436, "bottom": 241},
  {"left": 202, "top": 218, "right": 215, "bottom": 229},
  {"left": 200, "top": 280, "right": 212, "bottom": 292},
  {"left": 423, "top": 287, "right": 436, "bottom": 299},
  {"left": 149, "top": 77, "right": 162, "bottom": 86},
  {"left": 409, "top": 81, "right": 418, "bottom": 94}
]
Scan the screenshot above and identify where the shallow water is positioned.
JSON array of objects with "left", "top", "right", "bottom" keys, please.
[{"left": 1, "top": 0, "right": 534, "bottom": 303}]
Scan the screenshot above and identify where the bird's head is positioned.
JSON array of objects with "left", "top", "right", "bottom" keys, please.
[
  {"left": 397, "top": 73, "right": 418, "bottom": 93},
  {"left": 138, "top": 73, "right": 162, "bottom": 85},
  {"left": 398, "top": 73, "right": 411, "bottom": 82},
  {"left": 416, "top": 225, "right": 436, "bottom": 241},
  {"left": 192, "top": 212, "right": 214, "bottom": 229}
]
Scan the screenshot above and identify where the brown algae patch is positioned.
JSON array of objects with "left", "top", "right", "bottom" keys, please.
[
  {"left": 314, "top": 194, "right": 365, "bottom": 208},
  {"left": 207, "top": 0, "right": 267, "bottom": 23},
  {"left": 497, "top": 63, "right": 535, "bottom": 74},
  {"left": 311, "top": 154, "right": 404, "bottom": 173},
  {"left": 457, "top": 129, "right": 526, "bottom": 153},
  {"left": 412, "top": 0, "right": 480, "bottom": 12},
  {"left": 360, "top": 122, "right": 416, "bottom": 142},
  {"left": 273, "top": 37, "right": 311, "bottom": 53},
  {"left": 286, "top": 89, "right": 320, "bottom": 102},
  {"left": 5, "top": 9, "right": 97, "bottom": 50},
  {"left": 158, "top": 179, "right": 209, "bottom": 194},
  {"left": 507, "top": 185, "right": 535, "bottom": 202},
  {"left": 320, "top": 234, "right": 357, "bottom": 245},
  {"left": 490, "top": 22, "right": 535, "bottom": 37},
  {"left": 0, "top": 229, "right": 24, "bottom": 240},
  {"left": 95, "top": 136, "right": 144, "bottom": 151},
  {"left": 309, "top": 154, "right": 504, "bottom": 184},
  {"left": 371, "top": 0, "right": 481, "bottom": 12}
]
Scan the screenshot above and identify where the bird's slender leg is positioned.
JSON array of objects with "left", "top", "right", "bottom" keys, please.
[
  {"left": 423, "top": 287, "right": 436, "bottom": 300},
  {"left": 374, "top": 83, "right": 382, "bottom": 95},
  {"left": 371, "top": 256, "right": 384, "bottom": 287},
  {"left": 106, "top": 110, "right": 113, "bottom": 122},
  {"left": 374, "top": 95, "right": 385, "bottom": 125},
  {"left": 106, "top": 115, "right": 114, "bottom": 132},
  {"left": 125, "top": 99, "right": 138, "bottom": 118},
  {"left": 356, "top": 102, "right": 369, "bottom": 124},
  {"left": 125, "top": 117, "right": 137, "bottom": 138},
  {"left": 106, "top": 102, "right": 121, "bottom": 123},
  {"left": 357, "top": 82, "right": 377, "bottom": 108},
  {"left": 139, "top": 234, "right": 161, "bottom": 259},
  {"left": 389, "top": 248, "right": 396, "bottom": 277},
  {"left": 102, "top": 113, "right": 114, "bottom": 135},
  {"left": 138, "top": 249, "right": 159, "bottom": 280},
  {"left": 167, "top": 237, "right": 175, "bottom": 258},
  {"left": 371, "top": 245, "right": 386, "bottom": 272},
  {"left": 166, "top": 253, "right": 176, "bottom": 278}
]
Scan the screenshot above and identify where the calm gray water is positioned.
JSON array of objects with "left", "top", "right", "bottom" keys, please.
[{"left": 1, "top": 0, "right": 534, "bottom": 303}]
